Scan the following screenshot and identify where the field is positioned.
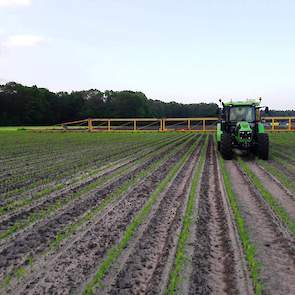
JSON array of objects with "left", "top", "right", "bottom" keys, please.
[{"left": 0, "top": 131, "right": 294, "bottom": 295}]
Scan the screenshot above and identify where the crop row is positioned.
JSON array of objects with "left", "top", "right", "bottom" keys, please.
[{"left": 0, "top": 131, "right": 294, "bottom": 295}]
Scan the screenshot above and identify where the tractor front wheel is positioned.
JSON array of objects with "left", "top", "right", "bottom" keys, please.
[
  {"left": 220, "top": 133, "right": 233, "bottom": 160},
  {"left": 257, "top": 133, "right": 269, "bottom": 160},
  {"left": 217, "top": 141, "right": 221, "bottom": 151}
]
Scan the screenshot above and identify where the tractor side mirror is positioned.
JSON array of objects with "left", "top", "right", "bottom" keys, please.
[
  {"left": 219, "top": 99, "right": 224, "bottom": 107},
  {"left": 265, "top": 107, "right": 269, "bottom": 114}
]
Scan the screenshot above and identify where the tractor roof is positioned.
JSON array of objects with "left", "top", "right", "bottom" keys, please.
[{"left": 223, "top": 99, "right": 261, "bottom": 107}]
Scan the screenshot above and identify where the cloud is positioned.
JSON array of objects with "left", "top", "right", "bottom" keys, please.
[
  {"left": 0, "top": 0, "right": 32, "bottom": 7},
  {"left": 2, "top": 35, "right": 45, "bottom": 47}
]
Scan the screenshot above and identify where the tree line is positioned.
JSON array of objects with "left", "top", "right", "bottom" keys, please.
[
  {"left": 0, "top": 82, "right": 294, "bottom": 126},
  {"left": 0, "top": 82, "right": 219, "bottom": 125}
]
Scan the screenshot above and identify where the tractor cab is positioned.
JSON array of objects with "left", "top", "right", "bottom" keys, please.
[{"left": 217, "top": 99, "right": 269, "bottom": 160}]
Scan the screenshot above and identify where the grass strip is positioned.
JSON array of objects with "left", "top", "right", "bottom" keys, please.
[
  {"left": 82, "top": 136, "right": 202, "bottom": 295},
  {"left": 219, "top": 156, "right": 262, "bottom": 295},
  {"left": 166, "top": 136, "right": 208, "bottom": 295},
  {"left": 239, "top": 159, "right": 295, "bottom": 236},
  {"left": 257, "top": 160, "right": 295, "bottom": 193}
]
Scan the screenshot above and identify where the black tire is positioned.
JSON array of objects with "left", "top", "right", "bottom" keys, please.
[
  {"left": 257, "top": 133, "right": 269, "bottom": 160},
  {"left": 220, "top": 133, "right": 233, "bottom": 160}
]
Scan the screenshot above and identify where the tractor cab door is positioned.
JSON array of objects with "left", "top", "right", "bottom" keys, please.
[
  {"left": 223, "top": 106, "right": 230, "bottom": 121},
  {"left": 222, "top": 106, "right": 234, "bottom": 133}
]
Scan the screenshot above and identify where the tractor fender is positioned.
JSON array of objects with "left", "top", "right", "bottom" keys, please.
[
  {"left": 257, "top": 122, "right": 265, "bottom": 133},
  {"left": 216, "top": 122, "right": 223, "bottom": 143}
]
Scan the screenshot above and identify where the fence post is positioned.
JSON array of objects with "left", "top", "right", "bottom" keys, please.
[
  {"left": 188, "top": 119, "right": 191, "bottom": 130},
  {"left": 108, "top": 120, "right": 111, "bottom": 131},
  {"left": 134, "top": 120, "right": 137, "bottom": 131},
  {"left": 159, "top": 120, "right": 162, "bottom": 131},
  {"left": 289, "top": 118, "right": 292, "bottom": 131},
  {"left": 88, "top": 118, "right": 93, "bottom": 132},
  {"left": 272, "top": 118, "right": 275, "bottom": 131},
  {"left": 203, "top": 119, "right": 206, "bottom": 132},
  {"left": 163, "top": 119, "right": 166, "bottom": 131}
]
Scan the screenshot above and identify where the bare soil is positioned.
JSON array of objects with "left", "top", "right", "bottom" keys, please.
[
  {"left": 0, "top": 135, "right": 189, "bottom": 226},
  {"left": 269, "top": 159, "right": 295, "bottom": 182},
  {"left": 188, "top": 139, "right": 252, "bottom": 295},
  {"left": 0, "top": 137, "right": 195, "bottom": 284},
  {"left": 248, "top": 161, "right": 295, "bottom": 218},
  {"left": 8, "top": 137, "right": 197, "bottom": 294},
  {"left": 1, "top": 133, "right": 294, "bottom": 295},
  {"left": 225, "top": 160, "right": 295, "bottom": 295},
  {"left": 104, "top": 140, "right": 202, "bottom": 295}
]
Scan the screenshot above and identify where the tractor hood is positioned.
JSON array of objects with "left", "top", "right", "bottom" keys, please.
[
  {"left": 237, "top": 121, "right": 252, "bottom": 132},
  {"left": 236, "top": 121, "right": 253, "bottom": 144}
]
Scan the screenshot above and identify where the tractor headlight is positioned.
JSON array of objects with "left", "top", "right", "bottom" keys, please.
[{"left": 240, "top": 131, "right": 252, "bottom": 139}]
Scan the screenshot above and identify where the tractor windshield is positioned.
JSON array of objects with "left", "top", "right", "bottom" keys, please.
[{"left": 229, "top": 106, "right": 255, "bottom": 122}]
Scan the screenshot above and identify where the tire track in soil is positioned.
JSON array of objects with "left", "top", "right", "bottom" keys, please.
[
  {"left": 0, "top": 134, "right": 188, "bottom": 226},
  {"left": 225, "top": 161, "right": 295, "bottom": 295},
  {"left": 0, "top": 136, "right": 196, "bottom": 283},
  {"left": 188, "top": 138, "right": 252, "bottom": 295},
  {"left": 248, "top": 161, "right": 295, "bottom": 219},
  {"left": 12, "top": 137, "right": 201, "bottom": 295},
  {"left": 104, "top": 139, "right": 203, "bottom": 295}
]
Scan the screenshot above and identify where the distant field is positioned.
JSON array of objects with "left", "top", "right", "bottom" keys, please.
[
  {"left": 0, "top": 126, "right": 62, "bottom": 131},
  {"left": 0, "top": 131, "right": 294, "bottom": 295}
]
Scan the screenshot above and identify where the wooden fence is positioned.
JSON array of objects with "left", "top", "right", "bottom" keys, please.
[{"left": 60, "top": 117, "right": 295, "bottom": 132}]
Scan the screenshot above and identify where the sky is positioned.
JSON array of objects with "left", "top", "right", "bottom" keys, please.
[{"left": 0, "top": 0, "right": 295, "bottom": 110}]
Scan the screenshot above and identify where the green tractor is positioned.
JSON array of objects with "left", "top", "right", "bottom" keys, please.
[{"left": 216, "top": 99, "right": 269, "bottom": 160}]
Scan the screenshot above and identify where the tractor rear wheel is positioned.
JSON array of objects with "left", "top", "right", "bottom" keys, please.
[
  {"left": 257, "top": 133, "right": 269, "bottom": 160},
  {"left": 220, "top": 133, "right": 233, "bottom": 160}
]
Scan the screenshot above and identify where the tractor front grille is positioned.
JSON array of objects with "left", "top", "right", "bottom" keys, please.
[{"left": 240, "top": 131, "right": 252, "bottom": 140}]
